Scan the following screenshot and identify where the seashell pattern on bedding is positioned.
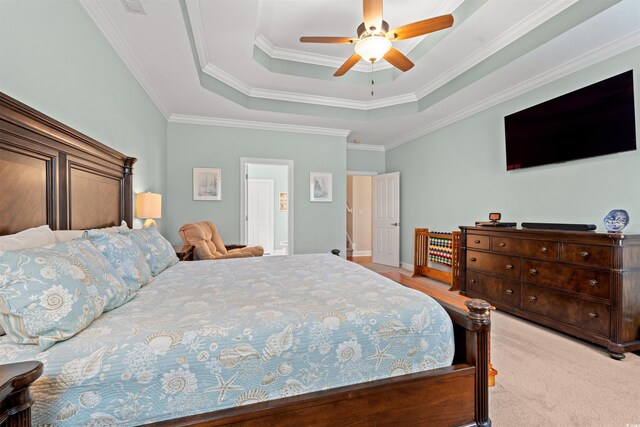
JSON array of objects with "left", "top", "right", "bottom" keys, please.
[{"left": 0, "top": 253, "right": 454, "bottom": 426}]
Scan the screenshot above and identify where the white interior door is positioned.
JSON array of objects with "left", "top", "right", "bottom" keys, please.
[
  {"left": 373, "top": 172, "right": 400, "bottom": 267},
  {"left": 247, "top": 179, "right": 274, "bottom": 255}
]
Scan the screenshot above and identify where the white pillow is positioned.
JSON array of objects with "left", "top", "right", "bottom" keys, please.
[
  {"left": 0, "top": 225, "right": 56, "bottom": 252},
  {"left": 53, "top": 230, "right": 85, "bottom": 242},
  {"left": 53, "top": 221, "right": 129, "bottom": 243}
]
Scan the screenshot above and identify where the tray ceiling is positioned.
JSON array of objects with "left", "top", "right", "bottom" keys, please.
[{"left": 80, "top": 0, "right": 640, "bottom": 148}]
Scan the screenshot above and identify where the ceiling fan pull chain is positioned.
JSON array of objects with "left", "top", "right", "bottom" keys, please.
[{"left": 371, "top": 61, "right": 374, "bottom": 96}]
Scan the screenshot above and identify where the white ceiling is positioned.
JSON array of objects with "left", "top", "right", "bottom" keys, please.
[{"left": 81, "top": 0, "right": 640, "bottom": 149}]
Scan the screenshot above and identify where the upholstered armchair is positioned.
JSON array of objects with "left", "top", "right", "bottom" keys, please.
[{"left": 178, "top": 221, "right": 264, "bottom": 260}]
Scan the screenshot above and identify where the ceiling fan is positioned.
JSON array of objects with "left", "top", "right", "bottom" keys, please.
[{"left": 300, "top": 0, "right": 454, "bottom": 77}]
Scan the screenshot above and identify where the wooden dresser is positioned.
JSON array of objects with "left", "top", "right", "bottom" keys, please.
[{"left": 459, "top": 226, "right": 640, "bottom": 359}]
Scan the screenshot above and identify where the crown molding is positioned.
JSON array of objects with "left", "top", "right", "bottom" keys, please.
[
  {"left": 347, "top": 143, "right": 385, "bottom": 152},
  {"left": 169, "top": 114, "right": 352, "bottom": 138},
  {"left": 185, "top": 2, "right": 420, "bottom": 112},
  {"left": 79, "top": 0, "right": 170, "bottom": 118},
  {"left": 202, "top": 64, "right": 252, "bottom": 95},
  {"left": 386, "top": 29, "right": 640, "bottom": 150},
  {"left": 249, "top": 88, "right": 417, "bottom": 110},
  {"left": 184, "top": 0, "right": 209, "bottom": 70},
  {"left": 415, "top": 0, "right": 579, "bottom": 99}
]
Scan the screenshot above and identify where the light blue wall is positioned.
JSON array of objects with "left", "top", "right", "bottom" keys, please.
[
  {"left": 0, "top": 0, "right": 167, "bottom": 232},
  {"left": 386, "top": 47, "right": 640, "bottom": 265},
  {"left": 166, "top": 122, "right": 347, "bottom": 255},
  {"left": 347, "top": 149, "right": 385, "bottom": 173},
  {"left": 247, "top": 164, "right": 288, "bottom": 253}
]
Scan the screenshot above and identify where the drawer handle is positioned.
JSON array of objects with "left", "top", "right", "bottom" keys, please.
[
  {"left": 529, "top": 268, "right": 538, "bottom": 275},
  {"left": 581, "top": 251, "right": 590, "bottom": 258},
  {"left": 474, "top": 239, "right": 481, "bottom": 244},
  {"left": 470, "top": 279, "right": 477, "bottom": 285},
  {"left": 528, "top": 295, "right": 537, "bottom": 302},
  {"left": 588, "top": 312, "right": 598, "bottom": 319},
  {"left": 505, "top": 264, "right": 514, "bottom": 270},
  {"left": 588, "top": 279, "right": 598, "bottom": 287},
  {"left": 540, "top": 247, "right": 548, "bottom": 253},
  {"left": 499, "top": 242, "right": 506, "bottom": 247},
  {"left": 505, "top": 289, "right": 514, "bottom": 295},
  {"left": 470, "top": 257, "right": 477, "bottom": 262}
]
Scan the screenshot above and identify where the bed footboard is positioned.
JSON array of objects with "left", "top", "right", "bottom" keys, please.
[{"left": 0, "top": 361, "right": 43, "bottom": 427}]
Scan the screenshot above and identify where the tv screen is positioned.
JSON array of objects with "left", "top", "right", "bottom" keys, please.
[{"left": 505, "top": 70, "right": 636, "bottom": 170}]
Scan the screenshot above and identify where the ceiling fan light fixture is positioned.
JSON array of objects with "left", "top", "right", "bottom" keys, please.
[{"left": 354, "top": 35, "right": 392, "bottom": 63}]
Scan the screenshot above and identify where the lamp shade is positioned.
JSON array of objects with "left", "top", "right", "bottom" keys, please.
[{"left": 136, "top": 192, "right": 161, "bottom": 219}]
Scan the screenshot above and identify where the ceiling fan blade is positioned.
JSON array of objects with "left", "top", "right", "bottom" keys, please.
[
  {"left": 388, "top": 14, "right": 454, "bottom": 41},
  {"left": 334, "top": 53, "right": 362, "bottom": 77},
  {"left": 363, "top": 0, "right": 383, "bottom": 32},
  {"left": 383, "top": 47, "right": 414, "bottom": 72},
  {"left": 300, "top": 36, "right": 358, "bottom": 44}
]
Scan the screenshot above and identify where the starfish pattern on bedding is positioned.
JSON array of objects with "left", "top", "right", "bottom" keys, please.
[
  {"left": 367, "top": 343, "right": 394, "bottom": 369},
  {"left": 205, "top": 372, "right": 244, "bottom": 404}
]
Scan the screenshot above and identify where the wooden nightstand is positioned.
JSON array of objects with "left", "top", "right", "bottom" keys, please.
[
  {"left": 174, "top": 245, "right": 194, "bottom": 261},
  {"left": 0, "top": 361, "right": 43, "bottom": 426}
]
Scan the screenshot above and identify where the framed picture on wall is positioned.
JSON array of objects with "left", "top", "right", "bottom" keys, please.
[
  {"left": 193, "top": 167, "right": 222, "bottom": 201},
  {"left": 310, "top": 172, "right": 332, "bottom": 202},
  {"left": 279, "top": 192, "right": 288, "bottom": 211}
]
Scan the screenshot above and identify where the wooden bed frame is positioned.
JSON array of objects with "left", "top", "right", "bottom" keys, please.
[
  {"left": 0, "top": 92, "right": 491, "bottom": 427},
  {"left": 414, "top": 228, "right": 462, "bottom": 291}
]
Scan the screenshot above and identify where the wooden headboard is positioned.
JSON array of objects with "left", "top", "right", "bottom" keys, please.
[{"left": 0, "top": 92, "right": 136, "bottom": 236}]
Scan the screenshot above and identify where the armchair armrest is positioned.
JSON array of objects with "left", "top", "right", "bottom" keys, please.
[
  {"left": 224, "top": 244, "right": 247, "bottom": 251},
  {"left": 174, "top": 245, "right": 194, "bottom": 261},
  {"left": 0, "top": 361, "right": 43, "bottom": 426}
]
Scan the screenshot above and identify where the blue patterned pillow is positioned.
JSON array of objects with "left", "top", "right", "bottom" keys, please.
[
  {"left": 0, "top": 240, "right": 130, "bottom": 349},
  {"left": 85, "top": 230, "right": 153, "bottom": 291},
  {"left": 125, "top": 228, "right": 178, "bottom": 276}
]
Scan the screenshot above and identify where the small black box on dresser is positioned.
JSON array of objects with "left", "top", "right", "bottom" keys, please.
[{"left": 459, "top": 226, "right": 640, "bottom": 359}]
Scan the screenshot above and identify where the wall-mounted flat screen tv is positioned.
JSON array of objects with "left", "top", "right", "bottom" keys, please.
[{"left": 505, "top": 70, "right": 636, "bottom": 170}]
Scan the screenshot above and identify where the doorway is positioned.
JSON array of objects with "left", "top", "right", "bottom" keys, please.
[
  {"left": 346, "top": 174, "right": 373, "bottom": 261},
  {"left": 241, "top": 158, "right": 294, "bottom": 256}
]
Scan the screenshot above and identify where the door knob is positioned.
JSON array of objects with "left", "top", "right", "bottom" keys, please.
[{"left": 391, "top": 222, "right": 399, "bottom": 226}]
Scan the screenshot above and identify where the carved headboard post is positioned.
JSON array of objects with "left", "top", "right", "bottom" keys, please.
[{"left": 123, "top": 157, "right": 137, "bottom": 228}]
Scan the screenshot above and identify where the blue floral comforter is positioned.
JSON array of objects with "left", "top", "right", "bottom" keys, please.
[{"left": 0, "top": 254, "right": 454, "bottom": 426}]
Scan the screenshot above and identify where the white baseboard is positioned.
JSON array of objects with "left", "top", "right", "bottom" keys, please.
[
  {"left": 353, "top": 250, "right": 372, "bottom": 257},
  {"left": 401, "top": 262, "right": 414, "bottom": 272}
]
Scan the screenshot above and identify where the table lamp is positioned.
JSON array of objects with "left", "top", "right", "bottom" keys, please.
[{"left": 136, "top": 192, "right": 161, "bottom": 228}]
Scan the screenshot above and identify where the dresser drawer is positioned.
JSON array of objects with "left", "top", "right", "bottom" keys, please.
[
  {"left": 561, "top": 243, "right": 612, "bottom": 267},
  {"left": 467, "top": 250, "right": 520, "bottom": 279},
  {"left": 522, "top": 284, "right": 610, "bottom": 336},
  {"left": 519, "top": 239, "right": 559, "bottom": 260},
  {"left": 467, "top": 271, "right": 520, "bottom": 306},
  {"left": 490, "top": 237, "right": 521, "bottom": 253},
  {"left": 522, "top": 260, "right": 611, "bottom": 300},
  {"left": 491, "top": 237, "right": 559, "bottom": 260},
  {"left": 467, "top": 234, "right": 490, "bottom": 250}
]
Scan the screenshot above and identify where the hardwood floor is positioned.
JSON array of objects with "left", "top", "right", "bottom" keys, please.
[{"left": 349, "top": 256, "right": 450, "bottom": 290}]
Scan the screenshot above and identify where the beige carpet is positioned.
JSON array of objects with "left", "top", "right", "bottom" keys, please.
[
  {"left": 489, "top": 310, "right": 640, "bottom": 426},
  {"left": 353, "top": 260, "right": 640, "bottom": 426}
]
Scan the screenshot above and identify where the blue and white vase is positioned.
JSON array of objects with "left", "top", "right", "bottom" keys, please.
[{"left": 603, "top": 209, "right": 629, "bottom": 233}]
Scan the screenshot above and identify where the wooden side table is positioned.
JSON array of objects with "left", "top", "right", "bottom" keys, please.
[
  {"left": 174, "top": 245, "right": 194, "bottom": 261},
  {"left": 0, "top": 361, "right": 43, "bottom": 426}
]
